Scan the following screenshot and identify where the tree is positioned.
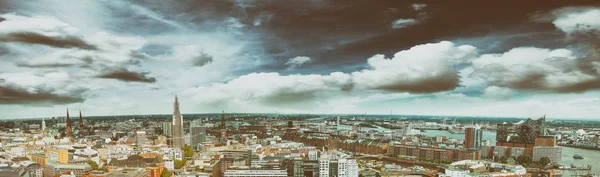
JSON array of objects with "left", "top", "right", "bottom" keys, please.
[
  {"left": 174, "top": 159, "right": 187, "bottom": 169},
  {"left": 500, "top": 155, "right": 508, "bottom": 164},
  {"left": 87, "top": 160, "right": 99, "bottom": 170},
  {"left": 539, "top": 157, "right": 551, "bottom": 167},
  {"left": 181, "top": 146, "right": 194, "bottom": 158},
  {"left": 161, "top": 168, "right": 172, "bottom": 177},
  {"left": 517, "top": 155, "right": 532, "bottom": 165}
]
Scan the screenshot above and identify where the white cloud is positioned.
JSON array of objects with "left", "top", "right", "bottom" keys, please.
[
  {"left": 352, "top": 41, "right": 477, "bottom": 93},
  {"left": 182, "top": 41, "right": 480, "bottom": 113},
  {"left": 472, "top": 47, "right": 598, "bottom": 92},
  {"left": 391, "top": 18, "right": 418, "bottom": 29},
  {"left": 285, "top": 56, "right": 312, "bottom": 69},
  {"left": 182, "top": 72, "right": 353, "bottom": 109},
  {"left": 483, "top": 86, "right": 514, "bottom": 100},
  {"left": 0, "top": 13, "right": 79, "bottom": 36},
  {"left": 412, "top": 4, "right": 427, "bottom": 11},
  {"left": 165, "top": 45, "right": 214, "bottom": 67},
  {"left": 552, "top": 8, "right": 600, "bottom": 35}
]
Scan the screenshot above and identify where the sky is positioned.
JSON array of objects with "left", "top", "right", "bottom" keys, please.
[{"left": 1, "top": 0, "right": 600, "bottom": 119}]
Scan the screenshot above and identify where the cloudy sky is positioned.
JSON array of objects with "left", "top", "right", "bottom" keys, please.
[{"left": 1, "top": 0, "right": 600, "bottom": 119}]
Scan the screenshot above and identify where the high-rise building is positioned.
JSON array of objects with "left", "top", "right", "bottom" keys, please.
[
  {"left": 172, "top": 96, "right": 185, "bottom": 148},
  {"left": 191, "top": 126, "right": 207, "bottom": 146},
  {"left": 162, "top": 122, "right": 172, "bottom": 136},
  {"left": 319, "top": 157, "right": 330, "bottom": 177},
  {"left": 220, "top": 111, "right": 227, "bottom": 144},
  {"left": 221, "top": 110, "right": 226, "bottom": 129},
  {"left": 465, "top": 127, "right": 483, "bottom": 149},
  {"left": 65, "top": 108, "right": 72, "bottom": 138}
]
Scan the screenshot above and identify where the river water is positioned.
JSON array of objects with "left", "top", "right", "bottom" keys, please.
[{"left": 420, "top": 130, "right": 600, "bottom": 175}]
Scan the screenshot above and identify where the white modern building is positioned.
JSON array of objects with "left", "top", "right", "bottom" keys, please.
[
  {"left": 337, "top": 158, "right": 358, "bottom": 177},
  {"left": 319, "top": 157, "right": 330, "bottom": 177}
]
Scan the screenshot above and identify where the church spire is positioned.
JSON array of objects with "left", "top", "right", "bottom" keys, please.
[
  {"left": 66, "top": 108, "right": 72, "bottom": 138},
  {"left": 42, "top": 117, "right": 47, "bottom": 136},
  {"left": 79, "top": 110, "right": 84, "bottom": 129},
  {"left": 221, "top": 110, "right": 225, "bottom": 129},
  {"left": 171, "top": 95, "right": 184, "bottom": 148},
  {"left": 174, "top": 95, "right": 180, "bottom": 115}
]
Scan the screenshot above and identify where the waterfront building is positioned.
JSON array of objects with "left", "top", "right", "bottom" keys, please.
[
  {"left": 497, "top": 116, "right": 546, "bottom": 144},
  {"left": 441, "top": 160, "right": 528, "bottom": 177},
  {"left": 532, "top": 146, "right": 562, "bottom": 163},
  {"left": 464, "top": 127, "right": 483, "bottom": 149}
]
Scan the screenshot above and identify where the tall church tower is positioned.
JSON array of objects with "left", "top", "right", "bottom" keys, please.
[
  {"left": 79, "top": 110, "right": 85, "bottom": 130},
  {"left": 65, "top": 108, "right": 72, "bottom": 138},
  {"left": 42, "top": 117, "right": 47, "bottom": 136},
  {"left": 172, "top": 96, "right": 185, "bottom": 148}
]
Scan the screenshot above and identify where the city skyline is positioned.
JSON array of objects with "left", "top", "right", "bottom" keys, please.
[{"left": 1, "top": 1, "right": 600, "bottom": 119}]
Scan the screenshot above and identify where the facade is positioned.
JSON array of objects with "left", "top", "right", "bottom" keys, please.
[
  {"left": 464, "top": 128, "right": 483, "bottom": 149},
  {"left": 497, "top": 116, "right": 546, "bottom": 144},
  {"left": 337, "top": 158, "right": 358, "bottom": 177},
  {"left": 319, "top": 157, "right": 330, "bottom": 177},
  {"left": 190, "top": 126, "right": 207, "bottom": 146},
  {"left": 16, "top": 161, "right": 43, "bottom": 177},
  {"left": 47, "top": 148, "right": 69, "bottom": 164},
  {"left": 31, "top": 154, "right": 48, "bottom": 167},
  {"left": 442, "top": 160, "right": 529, "bottom": 177},
  {"left": 162, "top": 122, "right": 172, "bottom": 137},
  {"left": 388, "top": 144, "right": 481, "bottom": 163},
  {"left": 532, "top": 146, "right": 562, "bottom": 163},
  {"left": 172, "top": 96, "right": 185, "bottom": 148},
  {"left": 224, "top": 169, "right": 287, "bottom": 177},
  {"left": 136, "top": 131, "right": 148, "bottom": 146},
  {"left": 509, "top": 147, "right": 526, "bottom": 158},
  {"left": 308, "top": 150, "right": 318, "bottom": 160},
  {"left": 44, "top": 162, "right": 91, "bottom": 177}
]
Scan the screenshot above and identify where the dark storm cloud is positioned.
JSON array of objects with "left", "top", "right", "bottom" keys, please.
[
  {"left": 374, "top": 76, "right": 460, "bottom": 94},
  {"left": 97, "top": 69, "right": 157, "bottom": 83},
  {"left": 16, "top": 63, "right": 75, "bottom": 68},
  {"left": 191, "top": 52, "right": 213, "bottom": 67},
  {"left": 0, "top": 32, "right": 97, "bottom": 50},
  {"left": 0, "top": 85, "right": 84, "bottom": 105},
  {"left": 213, "top": 0, "right": 598, "bottom": 72}
]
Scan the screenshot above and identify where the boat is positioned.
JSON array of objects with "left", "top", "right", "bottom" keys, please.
[{"left": 573, "top": 154, "right": 584, "bottom": 159}]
